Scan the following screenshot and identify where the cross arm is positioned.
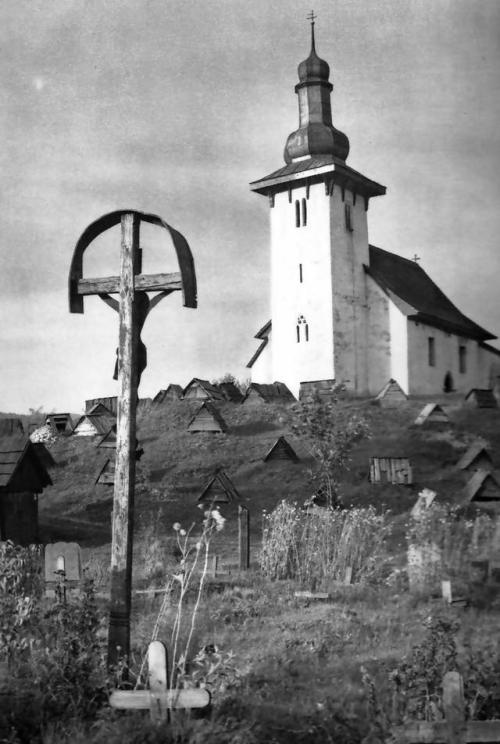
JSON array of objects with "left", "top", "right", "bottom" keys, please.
[{"left": 77, "top": 272, "right": 182, "bottom": 296}]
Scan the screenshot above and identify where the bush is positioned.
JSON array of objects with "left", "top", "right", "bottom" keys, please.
[{"left": 260, "top": 501, "right": 390, "bottom": 589}]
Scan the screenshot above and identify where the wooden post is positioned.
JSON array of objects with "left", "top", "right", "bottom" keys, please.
[
  {"left": 148, "top": 640, "right": 169, "bottom": 723},
  {"left": 108, "top": 213, "right": 141, "bottom": 670},
  {"left": 443, "top": 671, "right": 466, "bottom": 744},
  {"left": 210, "top": 554, "right": 218, "bottom": 579},
  {"left": 238, "top": 505, "right": 250, "bottom": 570}
]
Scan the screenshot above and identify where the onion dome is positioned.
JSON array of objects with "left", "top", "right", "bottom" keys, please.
[{"left": 284, "top": 19, "right": 350, "bottom": 164}]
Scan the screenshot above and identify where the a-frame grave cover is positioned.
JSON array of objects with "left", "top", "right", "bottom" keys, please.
[
  {"left": 462, "top": 470, "right": 500, "bottom": 506},
  {"left": 95, "top": 458, "right": 115, "bottom": 486},
  {"left": 198, "top": 469, "right": 240, "bottom": 504},
  {"left": 374, "top": 378, "right": 408, "bottom": 407},
  {"left": 465, "top": 388, "right": 498, "bottom": 409},
  {"left": 263, "top": 436, "right": 299, "bottom": 463},
  {"left": 414, "top": 403, "right": 450, "bottom": 426},
  {"left": 456, "top": 442, "right": 493, "bottom": 472},
  {"left": 187, "top": 401, "right": 228, "bottom": 433}
]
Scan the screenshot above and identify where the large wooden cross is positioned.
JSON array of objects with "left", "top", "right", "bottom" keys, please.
[{"left": 69, "top": 210, "right": 196, "bottom": 669}]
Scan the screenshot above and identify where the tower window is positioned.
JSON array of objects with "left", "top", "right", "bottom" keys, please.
[
  {"left": 296, "top": 315, "right": 309, "bottom": 342},
  {"left": 459, "top": 345, "right": 467, "bottom": 373},
  {"left": 428, "top": 337, "right": 435, "bottom": 367},
  {"left": 299, "top": 263, "right": 303, "bottom": 283},
  {"left": 345, "top": 203, "right": 353, "bottom": 232},
  {"left": 301, "top": 198, "right": 307, "bottom": 226},
  {"left": 295, "top": 200, "right": 300, "bottom": 228}
]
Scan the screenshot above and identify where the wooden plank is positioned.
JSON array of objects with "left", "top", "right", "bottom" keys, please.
[
  {"left": 391, "top": 720, "right": 500, "bottom": 742},
  {"left": 443, "top": 671, "right": 466, "bottom": 744},
  {"left": 107, "top": 213, "right": 140, "bottom": 670},
  {"left": 77, "top": 272, "right": 182, "bottom": 296},
  {"left": 148, "top": 641, "right": 168, "bottom": 722},
  {"left": 238, "top": 505, "right": 250, "bottom": 570},
  {"left": 294, "top": 591, "right": 330, "bottom": 600},
  {"left": 109, "top": 688, "right": 210, "bottom": 710}
]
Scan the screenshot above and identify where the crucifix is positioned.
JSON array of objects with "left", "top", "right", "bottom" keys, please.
[
  {"left": 412, "top": 254, "right": 421, "bottom": 263},
  {"left": 68, "top": 210, "right": 197, "bottom": 670}
]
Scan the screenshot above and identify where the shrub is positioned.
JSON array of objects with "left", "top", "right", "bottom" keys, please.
[{"left": 260, "top": 501, "right": 390, "bottom": 588}]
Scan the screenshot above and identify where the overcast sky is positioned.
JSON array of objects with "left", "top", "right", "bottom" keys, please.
[{"left": 1, "top": 0, "right": 499, "bottom": 413}]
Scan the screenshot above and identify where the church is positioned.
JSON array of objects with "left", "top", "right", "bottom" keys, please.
[{"left": 247, "top": 20, "right": 500, "bottom": 399}]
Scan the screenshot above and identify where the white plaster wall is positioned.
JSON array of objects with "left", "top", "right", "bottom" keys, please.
[
  {"left": 364, "top": 276, "right": 393, "bottom": 394},
  {"left": 389, "top": 301, "right": 409, "bottom": 393},
  {"left": 270, "top": 182, "right": 334, "bottom": 397},
  {"left": 407, "top": 321, "right": 484, "bottom": 394},
  {"left": 329, "top": 187, "right": 370, "bottom": 392},
  {"left": 250, "top": 333, "right": 273, "bottom": 384}
]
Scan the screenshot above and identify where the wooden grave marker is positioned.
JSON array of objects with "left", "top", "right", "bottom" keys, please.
[
  {"left": 238, "top": 505, "right": 250, "bottom": 570},
  {"left": 69, "top": 210, "right": 196, "bottom": 669},
  {"left": 110, "top": 641, "right": 209, "bottom": 721},
  {"left": 391, "top": 670, "right": 500, "bottom": 743}
]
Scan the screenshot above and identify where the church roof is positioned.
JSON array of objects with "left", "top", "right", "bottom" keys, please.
[
  {"left": 246, "top": 320, "right": 272, "bottom": 369},
  {"left": 366, "top": 245, "right": 496, "bottom": 341}
]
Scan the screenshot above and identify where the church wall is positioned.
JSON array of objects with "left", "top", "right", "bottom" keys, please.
[
  {"left": 364, "top": 276, "right": 397, "bottom": 394},
  {"left": 270, "top": 181, "right": 335, "bottom": 397},
  {"left": 406, "top": 321, "right": 484, "bottom": 394},
  {"left": 389, "top": 302, "right": 409, "bottom": 393},
  {"left": 329, "top": 186, "right": 370, "bottom": 393}
]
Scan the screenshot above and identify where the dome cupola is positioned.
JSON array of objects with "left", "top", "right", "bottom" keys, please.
[{"left": 284, "top": 14, "right": 350, "bottom": 164}]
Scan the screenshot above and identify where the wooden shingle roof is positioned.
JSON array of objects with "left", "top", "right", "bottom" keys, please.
[
  {"left": 414, "top": 403, "right": 449, "bottom": 426},
  {"left": 73, "top": 412, "right": 116, "bottom": 436},
  {"left": 187, "top": 402, "right": 228, "bottom": 433},
  {"left": 374, "top": 378, "right": 408, "bottom": 406},
  {"left": 462, "top": 470, "right": 500, "bottom": 505},
  {"left": 263, "top": 436, "right": 299, "bottom": 463},
  {"left": 0, "top": 435, "right": 52, "bottom": 491},
  {"left": 456, "top": 443, "right": 493, "bottom": 471},
  {"left": 243, "top": 381, "right": 295, "bottom": 404},
  {"left": 182, "top": 378, "right": 225, "bottom": 401},
  {"left": 153, "top": 385, "right": 183, "bottom": 404},
  {"left": 0, "top": 418, "right": 24, "bottom": 437},
  {"left": 198, "top": 468, "right": 240, "bottom": 504},
  {"left": 464, "top": 389, "right": 498, "bottom": 408},
  {"left": 219, "top": 382, "right": 244, "bottom": 403},
  {"left": 366, "top": 245, "right": 495, "bottom": 341}
]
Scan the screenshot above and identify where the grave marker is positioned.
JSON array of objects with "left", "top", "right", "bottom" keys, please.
[
  {"left": 238, "top": 505, "right": 250, "bottom": 570},
  {"left": 44, "top": 542, "right": 82, "bottom": 597}
]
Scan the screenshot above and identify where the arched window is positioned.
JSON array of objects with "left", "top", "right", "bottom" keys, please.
[
  {"left": 295, "top": 200, "right": 300, "bottom": 228},
  {"left": 296, "top": 315, "right": 309, "bottom": 342},
  {"left": 302, "top": 198, "right": 307, "bottom": 226}
]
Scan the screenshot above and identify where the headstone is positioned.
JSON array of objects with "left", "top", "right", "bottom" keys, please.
[
  {"left": 44, "top": 542, "right": 82, "bottom": 596},
  {"left": 410, "top": 488, "right": 436, "bottom": 519},
  {"left": 407, "top": 542, "right": 441, "bottom": 593}
]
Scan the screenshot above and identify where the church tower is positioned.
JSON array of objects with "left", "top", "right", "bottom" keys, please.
[{"left": 249, "top": 17, "right": 386, "bottom": 397}]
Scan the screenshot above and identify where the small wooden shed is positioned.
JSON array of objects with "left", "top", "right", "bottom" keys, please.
[
  {"left": 369, "top": 457, "right": 413, "bottom": 485},
  {"left": 153, "top": 385, "right": 183, "bottom": 405},
  {"left": 456, "top": 443, "right": 493, "bottom": 473},
  {"left": 414, "top": 403, "right": 450, "bottom": 426},
  {"left": 263, "top": 436, "right": 299, "bottom": 463},
  {"left": 198, "top": 469, "right": 240, "bottom": 504},
  {"left": 187, "top": 402, "right": 227, "bottom": 433},
  {"left": 243, "top": 382, "right": 295, "bottom": 405},
  {"left": 182, "top": 378, "right": 225, "bottom": 402},
  {"left": 464, "top": 389, "right": 498, "bottom": 409},
  {"left": 85, "top": 396, "right": 118, "bottom": 415},
  {"left": 374, "top": 379, "right": 408, "bottom": 407},
  {"left": 0, "top": 435, "right": 52, "bottom": 545},
  {"left": 73, "top": 409, "right": 116, "bottom": 437},
  {"left": 462, "top": 470, "right": 500, "bottom": 507},
  {"left": 45, "top": 413, "right": 73, "bottom": 435}
]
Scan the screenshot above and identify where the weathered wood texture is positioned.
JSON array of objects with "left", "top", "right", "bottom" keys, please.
[
  {"left": 77, "top": 272, "right": 182, "bottom": 296},
  {"left": 263, "top": 436, "right": 299, "bottom": 463},
  {"left": 238, "top": 505, "right": 250, "bottom": 570},
  {"left": 414, "top": 404, "right": 450, "bottom": 426},
  {"left": 198, "top": 469, "right": 240, "bottom": 504},
  {"left": 369, "top": 457, "right": 412, "bottom": 485},
  {"left": 188, "top": 402, "right": 227, "bottom": 433},
  {"left": 108, "top": 213, "right": 140, "bottom": 668},
  {"left": 375, "top": 378, "right": 408, "bottom": 407}
]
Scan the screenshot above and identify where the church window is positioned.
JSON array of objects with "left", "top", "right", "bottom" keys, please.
[
  {"left": 302, "top": 198, "right": 307, "bottom": 226},
  {"left": 459, "top": 345, "right": 467, "bottom": 373},
  {"left": 428, "top": 337, "right": 435, "bottom": 367},
  {"left": 296, "top": 314, "right": 309, "bottom": 342},
  {"left": 345, "top": 203, "right": 353, "bottom": 232},
  {"left": 295, "top": 200, "right": 300, "bottom": 227},
  {"left": 299, "top": 263, "right": 303, "bottom": 283}
]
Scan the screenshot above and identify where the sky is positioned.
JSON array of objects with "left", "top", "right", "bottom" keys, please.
[{"left": 1, "top": 0, "right": 500, "bottom": 413}]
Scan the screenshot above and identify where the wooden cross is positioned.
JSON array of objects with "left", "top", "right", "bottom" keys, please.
[
  {"left": 110, "top": 641, "right": 210, "bottom": 722},
  {"left": 391, "top": 671, "right": 500, "bottom": 743},
  {"left": 413, "top": 254, "right": 421, "bottom": 263},
  {"left": 307, "top": 10, "right": 316, "bottom": 24},
  {"left": 69, "top": 210, "right": 196, "bottom": 670}
]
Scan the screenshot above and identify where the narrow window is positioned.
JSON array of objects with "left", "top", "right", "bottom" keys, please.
[
  {"left": 297, "top": 315, "right": 308, "bottom": 343},
  {"left": 296, "top": 325, "right": 300, "bottom": 343},
  {"left": 345, "top": 203, "right": 353, "bottom": 232},
  {"left": 301, "top": 198, "right": 307, "bottom": 226},
  {"left": 305, "top": 323, "right": 309, "bottom": 341},
  {"left": 299, "top": 263, "right": 303, "bottom": 283},
  {"left": 428, "top": 337, "right": 435, "bottom": 367},
  {"left": 459, "top": 345, "right": 467, "bottom": 373},
  {"left": 295, "top": 200, "right": 300, "bottom": 228}
]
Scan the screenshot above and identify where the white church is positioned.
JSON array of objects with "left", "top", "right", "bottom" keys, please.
[{"left": 247, "top": 20, "right": 500, "bottom": 400}]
